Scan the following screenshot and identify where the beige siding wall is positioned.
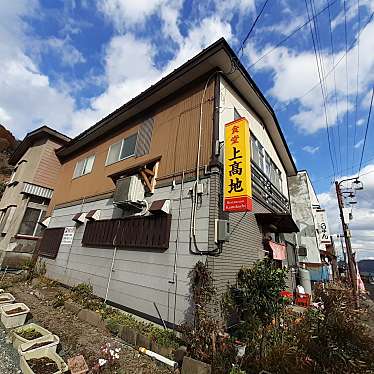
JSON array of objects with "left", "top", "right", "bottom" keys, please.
[
  {"left": 219, "top": 77, "right": 288, "bottom": 195},
  {"left": 208, "top": 199, "right": 270, "bottom": 296},
  {"left": 33, "top": 139, "right": 63, "bottom": 189}
]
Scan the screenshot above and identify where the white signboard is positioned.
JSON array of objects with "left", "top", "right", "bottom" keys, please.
[
  {"left": 61, "top": 226, "right": 75, "bottom": 245},
  {"left": 315, "top": 209, "right": 331, "bottom": 245}
]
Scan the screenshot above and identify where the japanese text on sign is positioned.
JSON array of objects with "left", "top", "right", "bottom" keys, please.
[
  {"left": 61, "top": 226, "right": 76, "bottom": 245},
  {"left": 224, "top": 117, "right": 252, "bottom": 212}
]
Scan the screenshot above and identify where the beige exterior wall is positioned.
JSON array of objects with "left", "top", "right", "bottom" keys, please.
[
  {"left": 0, "top": 137, "right": 64, "bottom": 259},
  {"left": 218, "top": 77, "right": 288, "bottom": 195}
]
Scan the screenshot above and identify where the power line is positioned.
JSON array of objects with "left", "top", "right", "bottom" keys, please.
[
  {"left": 311, "top": 155, "right": 374, "bottom": 184},
  {"left": 352, "top": 0, "right": 361, "bottom": 173},
  {"left": 344, "top": 0, "right": 350, "bottom": 176},
  {"left": 274, "top": 10, "right": 374, "bottom": 114},
  {"left": 249, "top": 0, "right": 338, "bottom": 69},
  {"left": 327, "top": 0, "right": 343, "bottom": 177},
  {"left": 305, "top": 0, "right": 337, "bottom": 179},
  {"left": 310, "top": 0, "right": 339, "bottom": 177},
  {"left": 238, "top": 0, "right": 270, "bottom": 57},
  {"left": 358, "top": 86, "right": 374, "bottom": 177}
]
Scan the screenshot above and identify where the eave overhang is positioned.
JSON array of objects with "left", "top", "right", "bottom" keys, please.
[
  {"left": 56, "top": 38, "right": 297, "bottom": 176},
  {"left": 9, "top": 126, "right": 70, "bottom": 166},
  {"left": 255, "top": 212, "right": 299, "bottom": 233}
]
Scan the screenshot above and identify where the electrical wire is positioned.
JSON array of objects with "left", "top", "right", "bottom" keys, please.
[
  {"left": 352, "top": 0, "right": 361, "bottom": 173},
  {"left": 238, "top": 0, "right": 270, "bottom": 57},
  {"left": 327, "top": 0, "right": 343, "bottom": 177},
  {"left": 274, "top": 10, "right": 374, "bottom": 114},
  {"left": 249, "top": 0, "right": 338, "bottom": 69},
  {"left": 344, "top": 0, "right": 350, "bottom": 176},
  {"left": 357, "top": 86, "right": 374, "bottom": 177},
  {"left": 305, "top": 0, "right": 337, "bottom": 180},
  {"left": 310, "top": 0, "right": 339, "bottom": 179}
]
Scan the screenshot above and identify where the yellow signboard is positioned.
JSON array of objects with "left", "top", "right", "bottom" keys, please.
[{"left": 224, "top": 117, "right": 252, "bottom": 212}]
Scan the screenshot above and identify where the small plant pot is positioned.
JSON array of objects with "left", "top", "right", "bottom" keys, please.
[
  {"left": 0, "top": 292, "right": 15, "bottom": 305},
  {"left": 20, "top": 349, "right": 68, "bottom": 374},
  {"left": 12, "top": 323, "right": 52, "bottom": 349},
  {"left": 68, "top": 355, "right": 89, "bottom": 374},
  {"left": 18, "top": 334, "right": 60, "bottom": 356},
  {"left": 0, "top": 302, "right": 30, "bottom": 329}
]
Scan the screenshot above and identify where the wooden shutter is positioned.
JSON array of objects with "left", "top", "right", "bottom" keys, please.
[
  {"left": 135, "top": 118, "right": 154, "bottom": 157},
  {"left": 82, "top": 214, "right": 172, "bottom": 250},
  {"left": 39, "top": 227, "right": 65, "bottom": 259}
]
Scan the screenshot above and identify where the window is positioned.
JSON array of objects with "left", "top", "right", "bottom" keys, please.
[
  {"left": 18, "top": 207, "right": 46, "bottom": 237},
  {"left": 106, "top": 134, "right": 137, "bottom": 165},
  {"left": 234, "top": 107, "right": 241, "bottom": 120},
  {"left": 251, "top": 134, "right": 283, "bottom": 192},
  {"left": 0, "top": 206, "right": 16, "bottom": 235},
  {"left": 73, "top": 155, "right": 95, "bottom": 179}
]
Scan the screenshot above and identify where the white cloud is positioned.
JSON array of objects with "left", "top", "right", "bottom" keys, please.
[
  {"left": 0, "top": 1, "right": 75, "bottom": 137},
  {"left": 302, "top": 145, "right": 320, "bottom": 154},
  {"left": 318, "top": 163, "right": 374, "bottom": 260},
  {"left": 44, "top": 37, "right": 86, "bottom": 67},
  {"left": 245, "top": 18, "right": 374, "bottom": 134},
  {"left": 71, "top": 17, "right": 232, "bottom": 136},
  {"left": 98, "top": 0, "right": 165, "bottom": 29}
]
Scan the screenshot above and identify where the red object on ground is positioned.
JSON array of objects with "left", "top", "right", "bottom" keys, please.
[
  {"left": 295, "top": 293, "right": 311, "bottom": 307},
  {"left": 280, "top": 291, "right": 293, "bottom": 298}
]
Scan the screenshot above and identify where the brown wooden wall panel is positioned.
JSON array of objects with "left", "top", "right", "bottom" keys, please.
[
  {"left": 82, "top": 214, "right": 172, "bottom": 250},
  {"left": 39, "top": 227, "right": 65, "bottom": 259},
  {"left": 49, "top": 80, "right": 214, "bottom": 210}
]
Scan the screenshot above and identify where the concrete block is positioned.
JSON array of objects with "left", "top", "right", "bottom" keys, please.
[
  {"left": 136, "top": 333, "right": 151, "bottom": 349},
  {"left": 64, "top": 300, "right": 82, "bottom": 315},
  {"left": 173, "top": 346, "right": 187, "bottom": 366},
  {"left": 151, "top": 341, "right": 173, "bottom": 358},
  {"left": 77, "top": 309, "right": 104, "bottom": 329},
  {"left": 181, "top": 357, "right": 211, "bottom": 374},
  {"left": 119, "top": 326, "right": 137, "bottom": 346}
]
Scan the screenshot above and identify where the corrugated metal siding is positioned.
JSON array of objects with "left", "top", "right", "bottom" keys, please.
[
  {"left": 209, "top": 198, "right": 270, "bottom": 297},
  {"left": 22, "top": 182, "right": 53, "bottom": 199}
]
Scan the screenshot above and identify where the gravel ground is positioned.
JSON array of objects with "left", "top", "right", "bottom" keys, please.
[
  {"left": 0, "top": 326, "right": 21, "bottom": 373},
  {"left": 1, "top": 276, "right": 173, "bottom": 374}
]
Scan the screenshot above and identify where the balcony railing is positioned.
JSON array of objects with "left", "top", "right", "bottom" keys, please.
[{"left": 251, "top": 161, "right": 289, "bottom": 213}]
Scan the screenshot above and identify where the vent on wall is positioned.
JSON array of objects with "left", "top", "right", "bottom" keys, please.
[
  {"left": 113, "top": 175, "right": 145, "bottom": 207},
  {"left": 135, "top": 118, "right": 154, "bottom": 157}
]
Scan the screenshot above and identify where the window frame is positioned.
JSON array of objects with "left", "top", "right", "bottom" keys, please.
[
  {"left": 105, "top": 133, "right": 137, "bottom": 166},
  {"left": 73, "top": 155, "right": 95, "bottom": 179},
  {"left": 18, "top": 207, "right": 46, "bottom": 238},
  {"left": 250, "top": 134, "right": 283, "bottom": 193}
]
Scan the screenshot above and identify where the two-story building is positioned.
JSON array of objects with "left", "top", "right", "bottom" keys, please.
[
  {"left": 0, "top": 126, "right": 70, "bottom": 268},
  {"left": 39, "top": 39, "right": 298, "bottom": 326},
  {"left": 288, "top": 170, "right": 333, "bottom": 282}
]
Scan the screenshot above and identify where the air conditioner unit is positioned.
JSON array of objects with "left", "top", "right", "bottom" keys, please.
[{"left": 113, "top": 175, "right": 145, "bottom": 207}]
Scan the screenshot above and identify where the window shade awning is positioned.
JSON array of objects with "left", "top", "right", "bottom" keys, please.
[
  {"left": 255, "top": 213, "right": 299, "bottom": 233},
  {"left": 22, "top": 182, "right": 53, "bottom": 199}
]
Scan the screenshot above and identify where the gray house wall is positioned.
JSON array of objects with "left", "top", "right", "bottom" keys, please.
[
  {"left": 288, "top": 172, "right": 321, "bottom": 265},
  {"left": 44, "top": 178, "right": 211, "bottom": 325}
]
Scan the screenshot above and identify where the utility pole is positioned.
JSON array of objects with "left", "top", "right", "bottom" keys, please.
[{"left": 335, "top": 180, "right": 358, "bottom": 304}]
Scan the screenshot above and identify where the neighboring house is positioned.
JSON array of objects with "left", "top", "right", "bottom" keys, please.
[
  {"left": 288, "top": 170, "right": 333, "bottom": 282},
  {"left": 0, "top": 126, "right": 70, "bottom": 268},
  {"left": 40, "top": 38, "right": 298, "bottom": 326}
]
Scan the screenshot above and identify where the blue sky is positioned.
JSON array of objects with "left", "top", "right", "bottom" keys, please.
[{"left": 1, "top": 0, "right": 374, "bottom": 258}]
